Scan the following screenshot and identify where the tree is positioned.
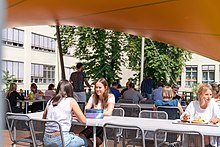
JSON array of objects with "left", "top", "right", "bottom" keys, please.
[
  {"left": 73, "top": 27, "right": 127, "bottom": 84},
  {"left": 59, "top": 25, "right": 128, "bottom": 84},
  {"left": 3, "top": 70, "right": 16, "bottom": 91},
  {"left": 59, "top": 26, "right": 191, "bottom": 85},
  {"left": 126, "top": 35, "right": 192, "bottom": 85}
]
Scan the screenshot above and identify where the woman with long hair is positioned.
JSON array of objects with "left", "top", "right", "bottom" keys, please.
[
  {"left": 181, "top": 84, "right": 220, "bottom": 146},
  {"left": 7, "top": 83, "right": 24, "bottom": 113},
  {"left": 79, "top": 78, "right": 115, "bottom": 147},
  {"left": 43, "top": 80, "right": 87, "bottom": 147}
]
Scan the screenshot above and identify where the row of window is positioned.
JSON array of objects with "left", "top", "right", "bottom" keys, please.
[
  {"left": 177, "top": 65, "right": 215, "bottom": 87},
  {"left": 31, "top": 33, "right": 56, "bottom": 52},
  {"left": 2, "top": 28, "right": 56, "bottom": 53},
  {"left": 2, "top": 60, "right": 73, "bottom": 84},
  {"left": 2, "top": 28, "right": 24, "bottom": 47}
]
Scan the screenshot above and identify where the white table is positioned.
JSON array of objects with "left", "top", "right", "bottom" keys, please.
[
  {"left": 18, "top": 99, "right": 47, "bottom": 113},
  {"left": 27, "top": 113, "right": 220, "bottom": 146},
  {"left": 27, "top": 111, "right": 44, "bottom": 119}
]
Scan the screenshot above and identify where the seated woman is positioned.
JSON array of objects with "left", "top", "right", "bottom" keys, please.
[
  {"left": 28, "top": 83, "right": 45, "bottom": 112},
  {"left": 79, "top": 78, "right": 115, "bottom": 147},
  {"left": 153, "top": 85, "right": 184, "bottom": 115},
  {"left": 44, "top": 83, "right": 56, "bottom": 101},
  {"left": 6, "top": 83, "right": 24, "bottom": 113},
  {"left": 181, "top": 84, "right": 220, "bottom": 146},
  {"left": 43, "top": 80, "right": 87, "bottom": 147}
]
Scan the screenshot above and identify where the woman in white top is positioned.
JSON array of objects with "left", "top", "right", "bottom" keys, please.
[
  {"left": 43, "top": 80, "right": 87, "bottom": 147},
  {"left": 181, "top": 84, "right": 220, "bottom": 146},
  {"left": 79, "top": 78, "right": 115, "bottom": 147}
]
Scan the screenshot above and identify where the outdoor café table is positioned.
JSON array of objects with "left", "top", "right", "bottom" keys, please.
[
  {"left": 17, "top": 99, "right": 47, "bottom": 114},
  {"left": 27, "top": 111, "right": 44, "bottom": 119}
]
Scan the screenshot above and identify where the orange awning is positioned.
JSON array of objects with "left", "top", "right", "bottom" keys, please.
[{"left": 6, "top": 0, "right": 220, "bottom": 61}]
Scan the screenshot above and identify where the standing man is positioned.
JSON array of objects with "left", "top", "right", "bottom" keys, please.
[
  {"left": 141, "top": 76, "right": 156, "bottom": 99},
  {"left": 69, "top": 62, "right": 91, "bottom": 102}
]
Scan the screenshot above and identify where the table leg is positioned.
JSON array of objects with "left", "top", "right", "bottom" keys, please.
[
  {"left": 93, "top": 126, "right": 96, "bottom": 147},
  {"left": 25, "top": 102, "right": 28, "bottom": 114}
]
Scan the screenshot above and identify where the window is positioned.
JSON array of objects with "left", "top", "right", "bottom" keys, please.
[
  {"left": 176, "top": 76, "right": 181, "bottom": 87},
  {"left": 185, "top": 66, "right": 197, "bottom": 87},
  {"left": 31, "top": 63, "right": 55, "bottom": 84},
  {"left": 2, "top": 28, "right": 24, "bottom": 47},
  {"left": 202, "top": 65, "right": 215, "bottom": 84},
  {"left": 31, "top": 33, "right": 56, "bottom": 52},
  {"left": 2, "top": 60, "right": 24, "bottom": 83},
  {"left": 65, "top": 67, "right": 73, "bottom": 80}
]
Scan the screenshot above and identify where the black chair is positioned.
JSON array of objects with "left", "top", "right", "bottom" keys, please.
[
  {"left": 126, "top": 110, "right": 168, "bottom": 147},
  {"left": 154, "top": 129, "right": 204, "bottom": 147},
  {"left": 157, "top": 106, "right": 180, "bottom": 143},
  {"left": 77, "top": 101, "right": 86, "bottom": 113},
  {"left": 119, "top": 104, "right": 141, "bottom": 117},
  {"left": 106, "top": 108, "right": 125, "bottom": 147},
  {"left": 157, "top": 106, "right": 180, "bottom": 120},
  {"left": 103, "top": 123, "right": 145, "bottom": 147},
  {"left": 4, "top": 98, "right": 12, "bottom": 113}
]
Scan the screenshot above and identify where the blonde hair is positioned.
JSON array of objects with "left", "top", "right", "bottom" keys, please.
[
  {"left": 197, "top": 84, "right": 212, "bottom": 101},
  {"left": 162, "top": 86, "right": 173, "bottom": 99}
]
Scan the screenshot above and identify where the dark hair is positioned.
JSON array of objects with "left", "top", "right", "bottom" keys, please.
[
  {"left": 128, "top": 82, "right": 135, "bottom": 88},
  {"left": 31, "top": 83, "right": 38, "bottom": 93},
  {"left": 158, "top": 82, "right": 164, "bottom": 87},
  {"left": 50, "top": 80, "right": 73, "bottom": 107},
  {"left": 93, "top": 78, "right": 109, "bottom": 109},
  {"left": 76, "top": 62, "right": 83, "bottom": 69},
  {"left": 112, "top": 82, "right": 118, "bottom": 86},
  {"left": 31, "top": 83, "right": 37, "bottom": 89},
  {"left": 48, "top": 84, "right": 55, "bottom": 90}
]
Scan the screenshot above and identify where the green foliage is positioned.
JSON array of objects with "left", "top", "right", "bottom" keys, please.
[
  {"left": 59, "top": 26, "right": 192, "bottom": 86},
  {"left": 125, "top": 35, "right": 192, "bottom": 85},
  {"left": 3, "top": 70, "right": 16, "bottom": 91},
  {"left": 59, "top": 26, "right": 76, "bottom": 54}
]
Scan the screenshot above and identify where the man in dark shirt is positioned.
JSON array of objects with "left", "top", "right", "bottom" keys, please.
[
  {"left": 141, "top": 76, "right": 156, "bottom": 99},
  {"left": 69, "top": 63, "right": 91, "bottom": 102},
  {"left": 110, "top": 82, "right": 121, "bottom": 103}
]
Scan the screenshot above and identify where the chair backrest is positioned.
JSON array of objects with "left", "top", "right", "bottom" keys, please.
[
  {"left": 139, "top": 110, "right": 168, "bottom": 120},
  {"left": 117, "top": 99, "right": 135, "bottom": 104},
  {"left": 106, "top": 108, "right": 125, "bottom": 141},
  {"left": 6, "top": 112, "right": 33, "bottom": 146},
  {"left": 77, "top": 102, "right": 86, "bottom": 113},
  {"left": 138, "top": 110, "right": 168, "bottom": 141},
  {"left": 29, "top": 118, "right": 65, "bottom": 147},
  {"left": 139, "top": 99, "right": 155, "bottom": 104},
  {"left": 103, "top": 123, "right": 145, "bottom": 147},
  {"left": 154, "top": 129, "right": 204, "bottom": 147},
  {"left": 112, "top": 108, "right": 125, "bottom": 117},
  {"left": 119, "top": 104, "right": 141, "bottom": 117},
  {"left": 157, "top": 106, "right": 180, "bottom": 120},
  {"left": 4, "top": 98, "right": 12, "bottom": 113}
]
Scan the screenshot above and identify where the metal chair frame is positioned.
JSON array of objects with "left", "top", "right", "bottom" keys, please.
[
  {"left": 154, "top": 129, "right": 204, "bottom": 147},
  {"left": 103, "top": 123, "right": 145, "bottom": 147},
  {"left": 29, "top": 118, "right": 65, "bottom": 147},
  {"left": 6, "top": 112, "right": 35, "bottom": 147}
]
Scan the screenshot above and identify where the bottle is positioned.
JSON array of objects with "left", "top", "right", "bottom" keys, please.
[{"left": 29, "top": 91, "right": 34, "bottom": 100}]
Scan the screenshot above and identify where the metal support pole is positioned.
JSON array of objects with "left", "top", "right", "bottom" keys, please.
[{"left": 140, "top": 37, "right": 145, "bottom": 88}]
